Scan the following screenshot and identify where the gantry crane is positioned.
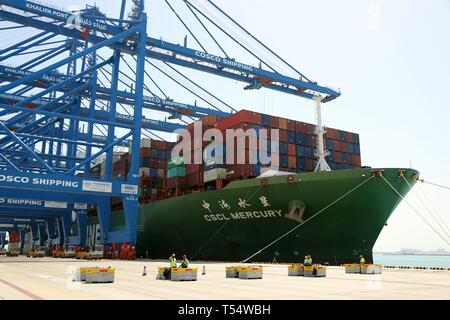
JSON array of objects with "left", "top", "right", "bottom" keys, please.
[{"left": 0, "top": 0, "right": 340, "bottom": 251}]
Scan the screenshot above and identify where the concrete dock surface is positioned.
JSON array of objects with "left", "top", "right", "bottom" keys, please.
[{"left": 0, "top": 256, "right": 449, "bottom": 300}]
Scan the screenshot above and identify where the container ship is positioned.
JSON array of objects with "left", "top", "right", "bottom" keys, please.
[{"left": 86, "top": 110, "right": 418, "bottom": 264}]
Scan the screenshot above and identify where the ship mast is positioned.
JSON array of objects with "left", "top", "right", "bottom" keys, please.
[{"left": 314, "top": 95, "right": 331, "bottom": 172}]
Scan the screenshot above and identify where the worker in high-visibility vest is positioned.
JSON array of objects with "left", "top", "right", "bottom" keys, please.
[
  {"left": 359, "top": 255, "right": 366, "bottom": 264},
  {"left": 169, "top": 253, "right": 177, "bottom": 268},
  {"left": 180, "top": 255, "right": 189, "bottom": 268},
  {"left": 304, "top": 255, "right": 312, "bottom": 266}
]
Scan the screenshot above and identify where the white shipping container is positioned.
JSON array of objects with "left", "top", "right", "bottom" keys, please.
[
  {"left": 141, "top": 138, "right": 151, "bottom": 148},
  {"left": 157, "top": 169, "right": 165, "bottom": 178},
  {"left": 139, "top": 167, "right": 150, "bottom": 177},
  {"left": 203, "top": 168, "right": 227, "bottom": 183},
  {"left": 100, "top": 161, "right": 106, "bottom": 176}
]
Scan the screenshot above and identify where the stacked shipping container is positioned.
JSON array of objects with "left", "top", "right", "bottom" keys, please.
[{"left": 89, "top": 110, "right": 361, "bottom": 205}]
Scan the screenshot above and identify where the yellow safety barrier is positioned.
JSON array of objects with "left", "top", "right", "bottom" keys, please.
[
  {"left": 170, "top": 268, "right": 198, "bottom": 281},
  {"left": 238, "top": 267, "right": 263, "bottom": 272},
  {"left": 288, "top": 264, "right": 304, "bottom": 276},
  {"left": 74, "top": 267, "right": 115, "bottom": 283},
  {"left": 304, "top": 265, "right": 326, "bottom": 277},
  {"left": 171, "top": 268, "right": 198, "bottom": 273},
  {"left": 238, "top": 266, "right": 263, "bottom": 279},
  {"left": 344, "top": 263, "right": 360, "bottom": 273}
]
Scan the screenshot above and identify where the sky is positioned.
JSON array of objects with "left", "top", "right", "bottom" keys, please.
[{"left": 2, "top": 0, "right": 450, "bottom": 252}]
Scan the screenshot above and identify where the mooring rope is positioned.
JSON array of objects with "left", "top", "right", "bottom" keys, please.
[
  {"left": 241, "top": 175, "right": 375, "bottom": 263},
  {"left": 401, "top": 176, "right": 450, "bottom": 239},
  {"left": 419, "top": 179, "right": 450, "bottom": 191},
  {"left": 381, "top": 175, "right": 450, "bottom": 246}
]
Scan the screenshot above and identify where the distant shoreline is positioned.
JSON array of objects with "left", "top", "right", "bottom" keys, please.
[{"left": 374, "top": 252, "right": 450, "bottom": 256}]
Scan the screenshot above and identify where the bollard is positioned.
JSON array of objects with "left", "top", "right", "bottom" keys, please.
[
  {"left": 202, "top": 266, "right": 206, "bottom": 275},
  {"left": 142, "top": 266, "right": 147, "bottom": 276}
]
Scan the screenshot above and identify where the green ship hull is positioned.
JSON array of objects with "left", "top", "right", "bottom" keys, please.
[
  {"left": 89, "top": 168, "right": 418, "bottom": 264},
  {"left": 130, "top": 167, "right": 418, "bottom": 264}
]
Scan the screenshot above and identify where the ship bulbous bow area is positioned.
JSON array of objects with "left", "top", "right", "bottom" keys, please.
[{"left": 135, "top": 168, "right": 419, "bottom": 265}]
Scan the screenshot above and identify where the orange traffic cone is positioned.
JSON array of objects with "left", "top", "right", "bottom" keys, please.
[
  {"left": 202, "top": 266, "right": 206, "bottom": 275},
  {"left": 142, "top": 266, "right": 147, "bottom": 276}
]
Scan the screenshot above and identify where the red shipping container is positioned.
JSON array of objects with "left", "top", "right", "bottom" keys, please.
[
  {"left": 156, "top": 161, "right": 166, "bottom": 169},
  {"left": 295, "top": 121, "right": 306, "bottom": 133},
  {"left": 288, "top": 156, "right": 296, "bottom": 168},
  {"left": 186, "top": 164, "right": 203, "bottom": 175},
  {"left": 215, "top": 110, "right": 261, "bottom": 130},
  {"left": 151, "top": 140, "right": 165, "bottom": 150},
  {"left": 199, "top": 114, "right": 219, "bottom": 126},
  {"left": 166, "top": 177, "right": 185, "bottom": 189},
  {"left": 287, "top": 119, "right": 296, "bottom": 131},
  {"left": 346, "top": 132, "right": 353, "bottom": 142},
  {"left": 269, "top": 116, "right": 279, "bottom": 128},
  {"left": 278, "top": 117, "right": 288, "bottom": 130},
  {"left": 334, "top": 140, "right": 341, "bottom": 152},
  {"left": 185, "top": 173, "right": 200, "bottom": 187},
  {"left": 334, "top": 151, "right": 342, "bottom": 163},
  {"left": 326, "top": 127, "right": 339, "bottom": 140},
  {"left": 140, "top": 147, "right": 150, "bottom": 157},
  {"left": 288, "top": 143, "right": 296, "bottom": 156},
  {"left": 350, "top": 155, "right": 361, "bottom": 167},
  {"left": 295, "top": 121, "right": 313, "bottom": 134},
  {"left": 279, "top": 130, "right": 288, "bottom": 142},
  {"left": 304, "top": 158, "right": 314, "bottom": 171}
]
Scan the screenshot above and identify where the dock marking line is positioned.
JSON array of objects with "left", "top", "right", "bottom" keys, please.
[{"left": 0, "top": 278, "right": 44, "bottom": 300}]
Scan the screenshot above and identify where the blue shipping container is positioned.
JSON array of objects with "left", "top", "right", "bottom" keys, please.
[
  {"left": 304, "top": 146, "right": 314, "bottom": 158},
  {"left": 141, "top": 157, "right": 149, "bottom": 167},
  {"left": 261, "top": 114, "right": 270, "bottom": 127},
  {"left": 347, "top": 143, "right": 354, "bottom": 154},
  {"left": 158, "top": 150, "right": 166, "bottom": 160},
  {"left": 339, "top": 131, "right": 347, "bottom": 141},
  {"left": 280, "top": 142, "right": 288, "bottom": 154},
  {"left": 295, "top": 132, "right": 303, "bottom": 145},
  {"left": 280, "top": 155, "right": 288, "bottom": 167},
  {"left": 327, "top": 139, "right": 334, "bottom": 150},
  {"left": 296, "top": 158, "right": 305, "bottom": 169},
  {"left": 354, "top": 144, "right": 360, "bottom": 155},
  {"left": 252, "top": 164, "right": 261, "bottom": 175},
  {"left": 150, "top": 149, "right": 158, "bottom": 158},
  {"left": 341, "top": 153, "right": 349, "bottom": 163},
  {"left": 287, "top": 131, "right": 296, "bottom": 144},
  {"left": 150, "top": 168, "right": 158, "bottom": 177}
]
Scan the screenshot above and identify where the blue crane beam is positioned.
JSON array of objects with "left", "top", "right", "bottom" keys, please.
[
  {"left": 0, "top": 92, "right": 186, "bottom": 135},
  {"left": 0, "top": 65, "right": 230, "bottom": 119},
  {"left": 0, "top": 1, "right": 340, "bottom": 102}
]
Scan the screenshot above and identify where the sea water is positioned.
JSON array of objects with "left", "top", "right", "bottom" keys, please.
[{"left": 373, "top": 253, "right": 450, "bottom": 268}]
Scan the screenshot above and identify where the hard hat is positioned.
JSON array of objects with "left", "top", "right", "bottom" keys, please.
[{"left": 182, "top": 255, "right": 186, "bottom": 259}]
